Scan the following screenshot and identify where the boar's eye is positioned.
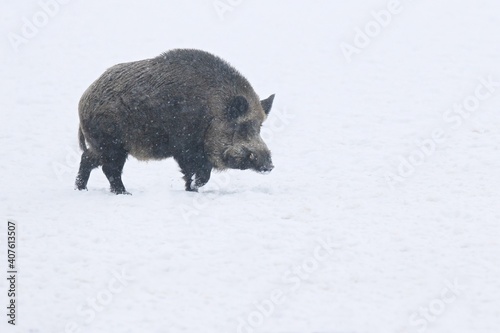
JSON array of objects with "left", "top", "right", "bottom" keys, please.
[
  {"left": 226, "top": 96, "right": 249, "bottom": 120},
  {"left": 237, "top": 121, "right": 258, "bottom": 138}
]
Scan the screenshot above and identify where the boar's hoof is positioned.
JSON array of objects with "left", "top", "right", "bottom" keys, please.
[
  {"left": 110, "top": 187, "right": 131, "bottom": 195},
  {"left": 182, "top": 164, "right": 212, "bottom": 192},
  {"left": 75, "top": 183, "right": 88, "bottom": 191},
  {"left": 185, "top": 177, "right": 209, "bottom": 192},
  {"left": 75, "top": 176, "right": 88, "bottom": 191},
  {"left": 186, "top": 186, "right": 199, "bottom": 193}
]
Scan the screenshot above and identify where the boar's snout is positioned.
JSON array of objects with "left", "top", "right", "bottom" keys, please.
[
  {"left": 257, "top": 155, "right": 274, "bottom": 174},
  {"left": 223, "top": 146, "right": 274, "bottom": 174}
]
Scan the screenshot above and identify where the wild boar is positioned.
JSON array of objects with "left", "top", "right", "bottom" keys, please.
[{"left": 75, "top": 49, "right": 275, "bottom": 194}]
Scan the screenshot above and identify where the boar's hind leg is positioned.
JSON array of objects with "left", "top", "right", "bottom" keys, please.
[
  {"left": 101, "top": 149, "right": 130, "bottom": 195},
  {"left": 75, "top": 150, "right": 101, "bottom": 191}
]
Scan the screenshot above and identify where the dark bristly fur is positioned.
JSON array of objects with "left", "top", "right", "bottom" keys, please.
[{"left": 75, "top": 49, "right": 275, "bottom": 194}]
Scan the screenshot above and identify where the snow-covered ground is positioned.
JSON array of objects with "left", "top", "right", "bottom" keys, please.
[{"left": 1, "top": 1, "right": 500, "bottom": 332}]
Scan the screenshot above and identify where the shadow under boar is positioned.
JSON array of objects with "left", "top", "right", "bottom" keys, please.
[{"left": 75, "top": 49, "right": 275, "bottom": 194}]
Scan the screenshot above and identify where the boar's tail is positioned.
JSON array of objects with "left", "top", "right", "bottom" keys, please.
[{"left": 78, "top": 125, "right": 87, "bottom": 152}]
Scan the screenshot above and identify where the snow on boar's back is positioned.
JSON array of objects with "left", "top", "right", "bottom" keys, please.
[{"left": 75, "top": 49, "right": 275, "bottom": 194}]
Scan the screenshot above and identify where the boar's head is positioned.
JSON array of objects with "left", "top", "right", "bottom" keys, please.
[{"left": 206, "top": 94, "right": 275, "bottom": 173}]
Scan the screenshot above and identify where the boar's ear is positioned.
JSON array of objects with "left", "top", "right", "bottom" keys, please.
[
  {"left": 261, "top": 94, "right": 275, "bottom": 116},
  {"left": 226, "top": 96, "right": 249, "bottom": 120}
]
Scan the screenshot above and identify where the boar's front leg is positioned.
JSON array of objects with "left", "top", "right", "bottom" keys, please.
[
  {"left": 176, "top": 155, "right": 212, "bottom": 192},
  {"left": 191, "top": 161, "right": 212, "bottom": 192}
]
